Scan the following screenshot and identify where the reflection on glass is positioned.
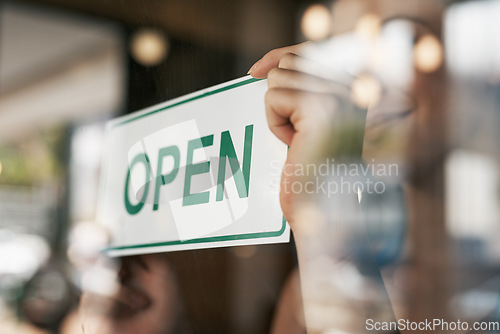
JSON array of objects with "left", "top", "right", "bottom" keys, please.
[{"left": 1, "top": 0, "right": 500, "bottom": 333}]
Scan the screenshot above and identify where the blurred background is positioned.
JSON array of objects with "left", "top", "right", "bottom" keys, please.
[{"left": 0, "top": 0, "right": 499, "bottom": 333}]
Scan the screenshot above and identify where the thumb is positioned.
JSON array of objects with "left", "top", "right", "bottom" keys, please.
[{"left": 248, "top": 42, "right": 309, "bottom": 79}]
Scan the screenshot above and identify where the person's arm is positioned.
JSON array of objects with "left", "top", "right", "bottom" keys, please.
[{"left": 250, "top": 43, "right": 401, "bottom": 334}]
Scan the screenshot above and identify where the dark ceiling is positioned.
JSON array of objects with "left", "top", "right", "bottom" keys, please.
[{"left": 19, "top": 0, "right": 303, "bottom": 55}]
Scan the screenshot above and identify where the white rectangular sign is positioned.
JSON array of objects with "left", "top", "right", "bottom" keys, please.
[{"left": 97, "top": 76, "right": 289, "bottom": 256}]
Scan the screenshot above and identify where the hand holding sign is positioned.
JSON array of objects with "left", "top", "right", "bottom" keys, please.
[{"left": 248, "top": 43, "right": 364, "bottom": 229}]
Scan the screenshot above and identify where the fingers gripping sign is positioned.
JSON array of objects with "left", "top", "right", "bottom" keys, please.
[{"left": 248, "top": 42, "right": 366, "bottom": 228}]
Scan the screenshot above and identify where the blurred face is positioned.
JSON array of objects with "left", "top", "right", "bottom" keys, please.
[{"left": 80, "top": 254, "right": 181, "bottom": 334}]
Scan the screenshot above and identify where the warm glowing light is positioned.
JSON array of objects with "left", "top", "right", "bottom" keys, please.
[
  {"left": 301, "top": 4, "right": 332, "bottom": 41},
  {"left": 351, "top": 74, "right": 382, "bottom": 108},
  {"left": 355, "top": 13, "right": 381, "bottom": 40},
  {"left": 0, "top": 161, "right": 2, "bottom": 175},
  {"left": 414, "top": 34, "right": 443, "bottom": 73},
  {"left": 130, "top": 29, "right": 169, "bottom": 67}
]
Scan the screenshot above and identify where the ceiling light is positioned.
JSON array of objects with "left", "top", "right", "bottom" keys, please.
[{"left": 130, "top": 29, "right": 169, "bottom": 67}]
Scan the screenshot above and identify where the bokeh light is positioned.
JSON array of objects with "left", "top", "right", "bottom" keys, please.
[
  {"left": 350, "top": 74, "right": 382, "bottom": 108},
  {"left": 355, "top": 13, "right": 382, "bottom": 40},
  {"left": 0, "top": 230, "right": 50, "bottom": 279},
  {"left": 130, "top": 28, "right": 169, "bottom": 67},
  {"left": 414, "top": 34, "right": 443, "bottom": 73},
  {"left": 301, "top": 4, "right": 332, "bottom": 41}
]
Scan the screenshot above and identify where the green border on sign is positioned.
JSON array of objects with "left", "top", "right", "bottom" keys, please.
[
  {"left": 113, "top": 77, "right": 261, "bottom": 128},
  {"left": 105, "top": 217, "right": 287, "bottom": 251},
  {"left": 104, "top": 77, "right": 288, "bottom": 252}
]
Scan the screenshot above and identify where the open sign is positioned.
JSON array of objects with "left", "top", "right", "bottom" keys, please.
[
  {"left": 124, "top": 124, "right": 253, "bottom": 214},
  {"left": 97, "top": 77, "right": 289, "bottom": 256}
]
